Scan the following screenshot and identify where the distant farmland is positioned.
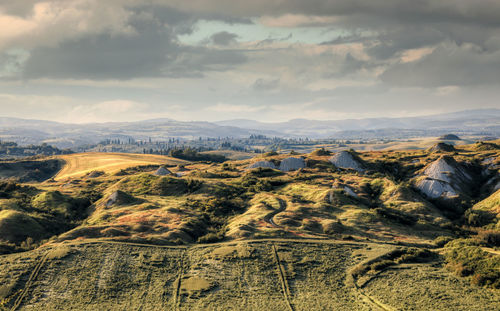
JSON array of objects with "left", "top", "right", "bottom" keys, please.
[{"left": 55, "top": 153, "right": 188, "bottom": 181}]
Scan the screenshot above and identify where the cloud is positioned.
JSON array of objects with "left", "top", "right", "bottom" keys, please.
[
  {"left": 14, "top": 7, "right": 247, "bottom": 80},
  {"left": 209, "top": 31, "right": 239, "bottom": 45},
  {"left": 206, "top": 103, "right": 267, "bottom": 113},
  {"left": 1, "top": 0, "right": 500, "bottom": 123},
  {"left": 65, "top": 100, "right": 150, "bottom": 123},
  {"left": 260, "top": 14, "right": 338, "bottom": 27},
  {"left": 380, "top": 42, "right": 500, "bottom": 87},
  {"left": 252, "top": 78, "right": 280, "bottom": 91}
]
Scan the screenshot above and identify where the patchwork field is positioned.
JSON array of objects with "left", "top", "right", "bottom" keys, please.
[{"left": 54, "top": 153, "right": 188, "bottom": 181}]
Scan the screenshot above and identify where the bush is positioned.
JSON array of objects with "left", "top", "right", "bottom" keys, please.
[
  {"left": 465, "top": 209, "right": 495, "bottom": 227},
  {"left": 477, "top": 230, "right": 500, "bottom": 247},
  {"left": 170, "top": 148, "right": 227, "bottom": 163},
  {"left": 444, "top": 239, "right": 500, "bottom": 288},
  {"left": 198, "top": 232, "right": 224, "bottom": 243},
  {"left": 433, "top": 236, "right": 453, "bottom": 247},
  {"left": 370, "top": 260, "right": 394, "bottom": 271}
]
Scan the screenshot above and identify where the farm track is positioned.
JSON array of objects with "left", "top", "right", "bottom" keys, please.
[
  {"left": 50, "top": 235, "right": 431, "bottom": 255},
  {"left": 173, "top": 250, "right": 185, "bottom": 311},
  {"left": 354, "top": 283, "right": 396, "bottom": 311},
  {"left": 10, "top": 251, "right": 49, "bottom": 311},
  {"left": 272, "top": 244, "right": 295, "bottom": 311},
  {"left": 263, "top": 198, "right": 287, "bottom": 228}
]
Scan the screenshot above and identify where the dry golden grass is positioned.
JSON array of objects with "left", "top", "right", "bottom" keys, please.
[{"left": 54, "top": 152, "right": 189, "bottom": 181}]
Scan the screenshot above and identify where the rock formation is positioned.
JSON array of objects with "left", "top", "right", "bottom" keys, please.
[
  {"left": 415, "top": 156, "right": 471, "bottom": 199},
  {"left": 329, "top": 151, "right": 364, "bottom": 172},
  {"left": 279, "top": 157, "right": 306, "bottom": 171},
  {"left": 153, "top": 167, "right": 172, "bottom": 176},
  {"left": 247, "top": 161, "right": 277, "bottom": 170}
]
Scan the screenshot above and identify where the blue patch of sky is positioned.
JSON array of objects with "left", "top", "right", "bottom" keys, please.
[{"left": 178, "top": 19, "right": 346, "bottom": 45}]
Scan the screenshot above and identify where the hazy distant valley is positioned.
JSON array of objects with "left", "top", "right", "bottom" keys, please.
[{"left": 1, "top": 109, "right": 499, "bottom": 149}]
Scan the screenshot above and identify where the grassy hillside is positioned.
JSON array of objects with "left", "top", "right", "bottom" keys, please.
[{"left": 0, "top": 142, "right": 498, "bottom": 309}]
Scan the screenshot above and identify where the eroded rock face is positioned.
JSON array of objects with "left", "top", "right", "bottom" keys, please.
[
  {"left": 415, "top": 156, "right": 471, "bottom": 200},
  {"left": 279, "top": 157, "right": 305, "bottom": 172},
  {"left": 153, "top": 167, "right": 171, "bottom": 176},
  {"left": 422, "top": 156, "right": 470, "bottom": 184},
  {"left": 247, "top": 161, "right": 276, "bottom": 170},
  {"left": 415, "top": 179, "right": 458, "bottom": 199},
  {"left": 329, "top": 151, "right": 364, "bottom": 172}
]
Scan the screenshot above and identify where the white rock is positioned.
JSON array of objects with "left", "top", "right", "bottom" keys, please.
[
  {"left": 279, "top": 157, "right": 306, "bottom": 171},
  {"left": 153, "top": 167, "right": 172, "bottom": 176},
  {"left": 247, "top": 161, "right": 277, "bottom": 170},
  {"left": 329, "top": 151, "right": 364, "bottom": 172},
  {"left": 415, "top": 179, "right": 459, "bottom": 199},
  {"left": 343, "top": 186, "right": 359, "bottom": 198},
  {"left": 423, "top": 157, "right": 470, "bottom": 183}
]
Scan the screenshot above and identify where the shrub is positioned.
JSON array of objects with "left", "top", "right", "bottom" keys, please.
[
  {"left": 170, "top": 148, "right": 227, "bottom": 163},
  {"left": 433, "top": 236, "right": 453, "bottom": 247},
  {"left": 477, "top": 230, "right": 500, "bottom": 247},
  {"left": 370, "top": 260, "right": 394, "bottom": 271},
  {"left": 444, "top": 239, "right": 500, "bottom": 288},
  {"left": 198, "top": 232, "right": 224, "bottom": 243}
]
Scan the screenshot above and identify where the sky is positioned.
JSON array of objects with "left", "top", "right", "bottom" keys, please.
[{"left": 0, "top": 0, "right": 499, "bottom": 123}]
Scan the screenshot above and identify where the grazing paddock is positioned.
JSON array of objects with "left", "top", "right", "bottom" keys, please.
[{"left": 1, "top": 240, "right": 498, "bottom": 311}]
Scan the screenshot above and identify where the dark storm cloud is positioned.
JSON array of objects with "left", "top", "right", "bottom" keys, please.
[
  {"left": 19, "top": 5, "right": 247, "bottom": 80},
  {"left": 380, "top": 43, "right": 500, "bottom": 87},
  {"left": 2, "top": 0, "right": 500, "bottom": 87},
  {"left": 210, "top": 32, "right": 239, "bottom": 46},
  {"left": 168, "top": 0, "right": 500, "bottom": 27}
]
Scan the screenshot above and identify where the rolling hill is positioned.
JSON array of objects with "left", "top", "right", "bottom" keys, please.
[{"left": 0, "top": 141, "right": 499, "bottom": 310}]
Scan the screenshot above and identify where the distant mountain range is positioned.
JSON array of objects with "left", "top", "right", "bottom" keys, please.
[
  {"left": 215, "top": 109, "right": 500, "bottom": 137},
  {"left": 0, "top": 109, "right": 498, "bottom": 148}
]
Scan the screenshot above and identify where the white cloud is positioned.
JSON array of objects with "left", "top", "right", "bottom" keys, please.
[
  {"left": 65, "top": 100, "right": 150, "bottom": 123},
  {"left": 0, "top": 1, "right": 134, "bottom": 51}
]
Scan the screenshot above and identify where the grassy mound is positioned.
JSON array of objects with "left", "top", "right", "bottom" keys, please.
[
  {"left": 118, "top": 174, "right": 201, "bottom": 196},
  {"left": 473, "top": 141, "right": 500, "bottom": 151},
  {"left": 32, "top": 191, "right": 74, "bottom": 217},
  {"left": 0, "top": 210, "right": 45, "bottom": 243},
  {"left": 444, "top": 239, "right": 500, "bottom": 288}
]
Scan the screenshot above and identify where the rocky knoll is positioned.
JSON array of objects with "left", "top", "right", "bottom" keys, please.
[
  {"left": 247, "top": 160, "right": 276, "bottom": 170},
  {"left": 279, "top": 157, "right": 306, "bottom": 171},
  {"left": 428, "top": 142, "right": 455, "bottom": 153},
  {"left": 329, "top": 151, "right": 364, "bottom": 172},
  {"left": 153, "top": 167, "right": 171, "bottom": 176},
  {"left": 414, "top": 156, "right": 471, "bottom": 199}
]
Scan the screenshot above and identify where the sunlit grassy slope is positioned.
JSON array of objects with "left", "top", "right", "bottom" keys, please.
[{"left": 55, "top": 152, "right": 188, "bottom": 181}]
